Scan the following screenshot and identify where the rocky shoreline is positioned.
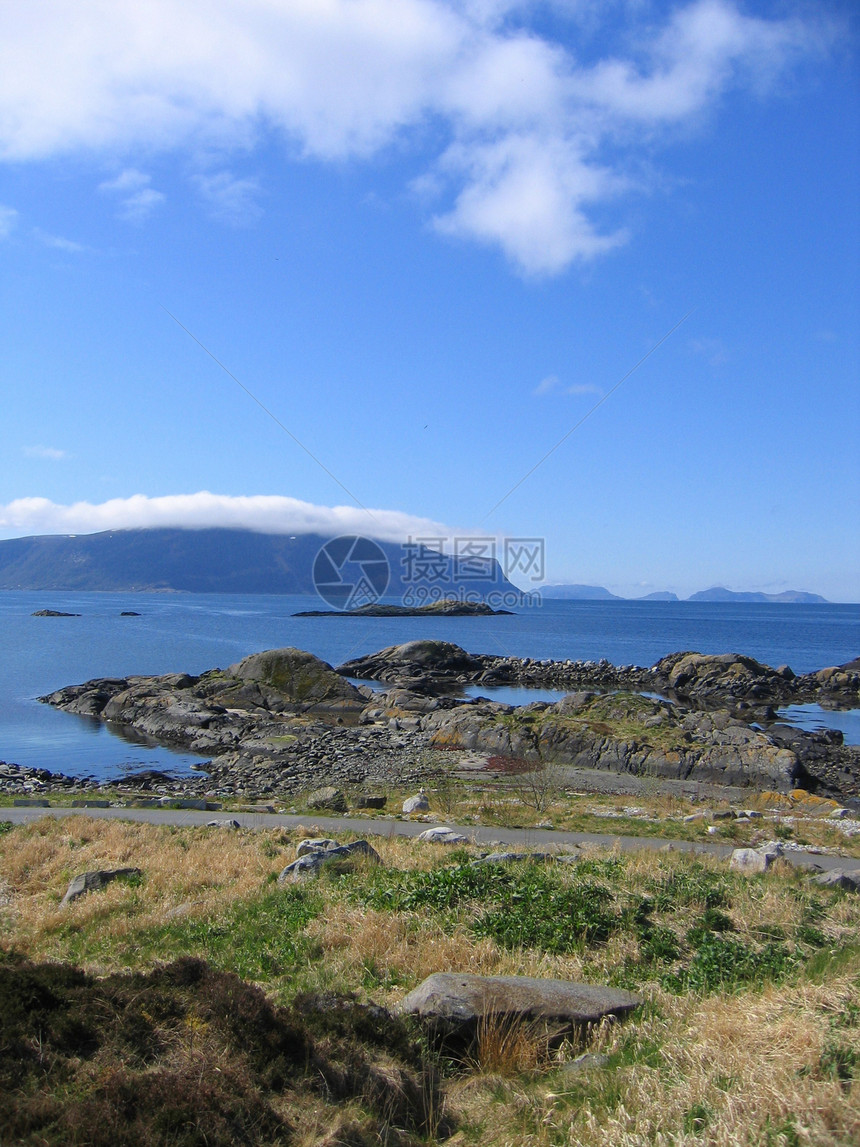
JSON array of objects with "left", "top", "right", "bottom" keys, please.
[{"left": 21, "top": 642, "right": 859, "bottom": 806}]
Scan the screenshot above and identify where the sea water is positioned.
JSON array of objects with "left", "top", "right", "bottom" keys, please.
[{"left": 1, "top": 592, "right": 857, "bottom": 779}]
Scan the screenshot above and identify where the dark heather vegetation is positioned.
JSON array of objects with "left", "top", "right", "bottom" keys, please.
[{"left": 0, "top": 952, "right": 445, "bottom": 1147}]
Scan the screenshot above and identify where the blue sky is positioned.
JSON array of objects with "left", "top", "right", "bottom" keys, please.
[{"left": 1, "top": 0, "right": 858, "bottom": 600}]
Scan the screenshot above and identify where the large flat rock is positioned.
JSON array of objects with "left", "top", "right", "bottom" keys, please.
[{"left": 398, "top": 973, "right": 640, "bottom": 1034}]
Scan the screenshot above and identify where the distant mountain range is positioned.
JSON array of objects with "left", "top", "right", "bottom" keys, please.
[
  {"left": 538, "top": 584, "right": 828, "bottom": 604},
  {"left": 0, "top": 528, "right": 515, "bottom": 599}
]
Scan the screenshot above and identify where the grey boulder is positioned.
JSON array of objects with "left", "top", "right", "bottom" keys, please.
[
  {"left": 296, "top": 837, "right": 341, "bottom": 857},
  {"left": 814, "top": 869, "right": 860, "bottom": 893},
  {"left": 398, "top": 973, "right": 640, "bottom": 1036},
  {"left": 277, "top": 839, "right": 381, "bottom": 883},
  {"left": 306, "top": 786, "right": 348, "bottom": 813},
  {"left": 61, "top": 867, "right": 142, "bottom": 906},
  {"left": 472, "top": 851, "right": 556, "bottom": 866},
  {"left": 227, "top": 647, "right": 364, "bottom": 711}
]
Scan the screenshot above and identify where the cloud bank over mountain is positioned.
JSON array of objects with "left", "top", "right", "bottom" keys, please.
[{"left": 0, "top": 492, "right": 455, "bottom": 544}]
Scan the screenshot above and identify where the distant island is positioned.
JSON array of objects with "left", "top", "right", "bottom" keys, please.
[
  {"left": 294, "top": 600, "right": 513, "bottom": 617},
  {"left": 538, "top": 584, "right": 828, "bottom": 604},
  {"left": 0, "top": 528, "right": 515, "bottom": 598}
]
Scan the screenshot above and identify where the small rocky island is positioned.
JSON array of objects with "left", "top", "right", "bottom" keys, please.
[
  {"left": 293, "top": 599, "right": 513, "bottom": 617},
  {"left": 35, "top": 642, "right": 860, "bottom": 804}
]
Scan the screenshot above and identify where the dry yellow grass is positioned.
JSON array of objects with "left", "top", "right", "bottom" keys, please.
[
  {"left": 2, "top": 816, "right": 859, "bottom": 1146},
  {"left": 442, "top": 976, "right": 860, "bottom": 1147},
  {"left": 0, "top": 817, "right": 291, "bottom": 963}
]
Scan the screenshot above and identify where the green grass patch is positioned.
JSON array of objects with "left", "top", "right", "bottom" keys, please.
[
  {"left": 354, "top": 861, "right": 620, "bottom": 954},
  {"left": 662, "top": 933, "right": 798, "bottom": 994},
  {"left": 56, "top": 887, "right": 321, "bottom": 981},
  {"left": 647, "top": 862, "right": 731, "bottom": 910}
]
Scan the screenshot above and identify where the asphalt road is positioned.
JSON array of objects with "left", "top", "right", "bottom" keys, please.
[{"left": 3, "top": 805, "right": 858, "bottom": 873}]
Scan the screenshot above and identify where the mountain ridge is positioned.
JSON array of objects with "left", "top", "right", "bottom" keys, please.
[{"left": 0, "top": 528, "right": 514, "bottom": 598}]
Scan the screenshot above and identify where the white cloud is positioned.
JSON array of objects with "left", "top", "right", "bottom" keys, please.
[
  {"left": 0, "top": 491, "right": 454, "bottom": 543},
  {"left": 0, "top": 1, "right": 831, "bottom": 273},
  {"left": 98, "top": 167, "right": 165, "bottom": 220},
  {"left": 98, "top": 168, "right": 150, "bottom": 193},
  {"left": 22, "top": 445, "right": 69, "bottom": 460},
  {"left": 0, "top": 204, "right": 18, "bottom": 238},
  {"left": 433, "top": 133, "right": 628, "bottom": 274},
  {"left": 570, "top": 0, "right": 813, "bottom": 123}
]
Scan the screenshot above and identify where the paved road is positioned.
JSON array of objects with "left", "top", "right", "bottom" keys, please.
[{"left": 3, "top": 805, "right": 858, "bottom": 873}]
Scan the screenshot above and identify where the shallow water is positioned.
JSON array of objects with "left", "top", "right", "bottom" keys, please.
[
  {"left": 775, "top": 703, "right": 860, "bottom": 746},
  {"left": 461, "top": 683, "right": 571, "bottom": 706}
]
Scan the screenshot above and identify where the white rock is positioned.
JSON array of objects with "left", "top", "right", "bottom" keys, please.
[
  {"left": 296, "top": 837, "right": 340, "bottom": 857},
  {"left": 416, "top": 826, "right": 468, "bottom": 844},
  {"left": 403, "top": 790, "right": 430, "bottom": 814},
  {"left": 730, "top": 841, "right": 783, "bottom": 874}
]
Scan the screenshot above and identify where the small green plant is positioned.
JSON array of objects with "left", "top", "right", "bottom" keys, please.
[
  {"left": 683, "top": 1102, "right": 712, "bottom": 1136},
  {"left": 475, "top": 878, "right": 616, "bottom": 952},
  {"left": 649, "top": 864, "right": 731, "bottom": 910},
  {"left": 663, "top": 933, "right": 797, "bottom": 994},
  {"left": 818, "top": 1041, "right": 858, "bottom": 1083},
  {"left": 762, "top": 1113, "right": 802, "bottom": 1147},
  {"left": 126, "top": 887, "right": 321, "bottom": 980},
  {"left": 355, "top": 862, "right": 619, "bottom": 954},
  {"left": 637, "top": 924, "right": 680, "bottom": 964}
]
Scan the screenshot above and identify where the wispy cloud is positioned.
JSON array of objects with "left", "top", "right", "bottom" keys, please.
[
  {"left": 195, "top": 171, "right": 261, "bottom": 224},
  {"left": 33, "top": 229, "right": 88, "bottom": 253},
  {"left": 0, "top": 204, "right": 18, "bottom": 238},
  {"left": 535, "top": 375, "right": 602, "bottom": 397},
  {"left": 534, "top": 374, "right": 561, "bottom": 396},
  {"left": 0, "top": 492, "right": 453, "bottom": 543},
  {"left": 22, "top": 445, "right": 69, "bottom": 461},
  {"left": 688, "top": 336, "right": 728, "bottom": 366},
  {"left": 0, "top": 1, "right": 835, "bottom": 274},
  {"left": 98, "top": 168, "right": 165, "bottom": 221}
]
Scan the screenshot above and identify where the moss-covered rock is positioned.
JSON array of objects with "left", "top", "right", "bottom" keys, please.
[{"left": 228, "top": 648, "right": 364, "bottom": 711}]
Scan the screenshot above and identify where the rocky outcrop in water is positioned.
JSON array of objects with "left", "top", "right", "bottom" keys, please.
[
  {"left": 294, "top": 600, "right": 512, "bottom": 617},
  {"left": 338, "top": 642, "right": 860, "bottom": 708},
  {"left": 38, "top": 650, "right": 434, "bottom": 798},
  {"left": 37, "top": 643, "right": 860, "bottom": 802}
]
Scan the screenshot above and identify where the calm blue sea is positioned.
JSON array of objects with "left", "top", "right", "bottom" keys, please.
[{"left": 1, "top": 592, "right": 858, "bottom": 780}]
